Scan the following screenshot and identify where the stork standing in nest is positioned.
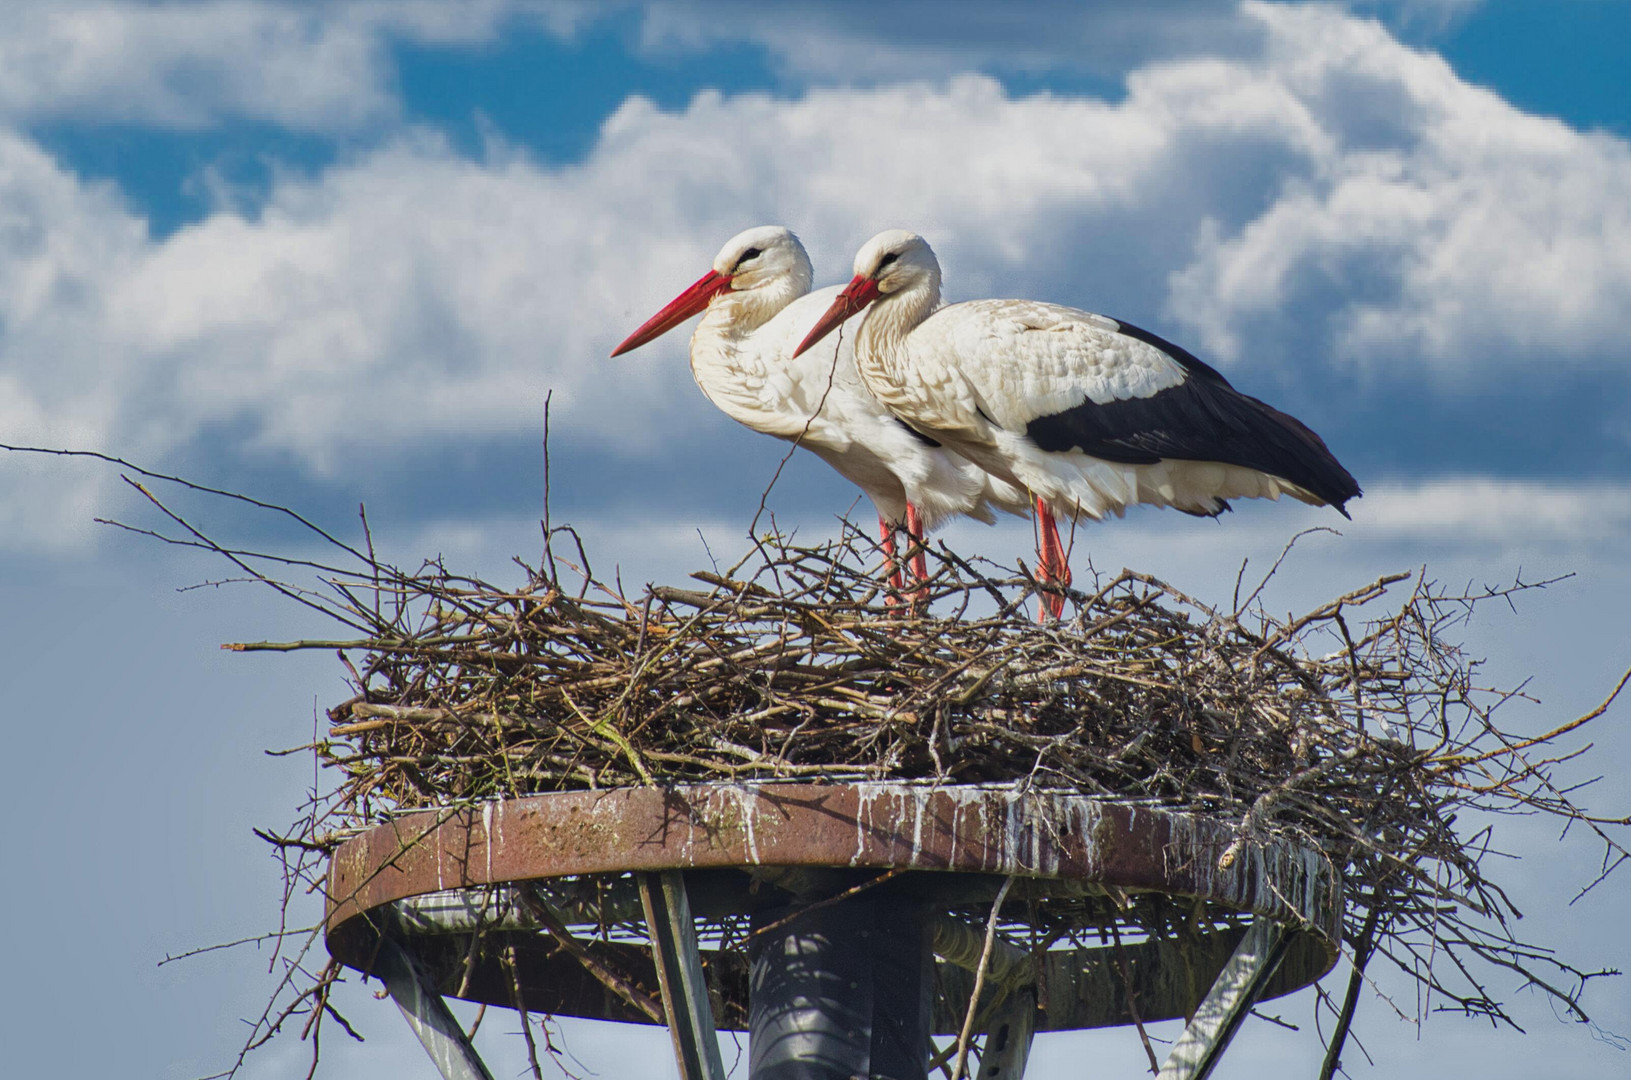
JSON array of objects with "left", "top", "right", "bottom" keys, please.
[
  {"left": 612, "top": 226, "right": 1027, "bottom": 601},
  {"left": 795, "top": 229, "right": 1361, "bottom": 618}
]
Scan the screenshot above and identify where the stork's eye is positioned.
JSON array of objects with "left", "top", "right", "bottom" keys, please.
[
  {"left": 877, "top": 252, "right": 900, "bottom": 270},
  {"left": 733, "top": 247, "right": 763, "bottom": 270}
]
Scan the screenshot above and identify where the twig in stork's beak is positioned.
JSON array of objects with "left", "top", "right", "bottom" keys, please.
[
  {"left": 792, "top": 274, "right": 882, "bottom": 357},
  {"left": 609, "top": 269, "right": 733, "bottom": 356}
]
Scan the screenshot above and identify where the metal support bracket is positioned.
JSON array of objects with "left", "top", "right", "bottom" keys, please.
[
  {"left": 638, "top": 870, "right": 727, "bottom": 1080},
  {"left": 1156, "top": 918, "right": 1291, "bottom": 1080},
  {"left": 976, "top": 985, "right": 1036, "bottom": 1080},
  {"left": 374, "top": 934, "right": 498, "bottom": 1080}
]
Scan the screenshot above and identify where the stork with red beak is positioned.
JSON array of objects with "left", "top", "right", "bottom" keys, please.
[
  {"left": 793, "top": 230, "right": 1361, "bottom": 618},
  {"left": 612, "top": 226, "right": 1027, "bottom": 601}
]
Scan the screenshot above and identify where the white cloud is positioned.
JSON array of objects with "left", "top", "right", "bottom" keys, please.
[
  {"left": 1168, "top": 2, "right": 1631, "bottom": 372},
  {"left": 926, "top": 475, "right": 1631, "bottom": 604},
  {"left": 0, "top": 0, "right": 592, "bottom": 132},
  {"left": 0, "top": 1, "right": 1495, "bottom": 137},
  {"left": 955, "top": 477, "right": 1631, "bottom": 575},
  {"left": 0, "top": 2, "right": 388, "bottom": 130},
  {"left": 633, "top": 2, "right": 1496, "bottom": 85},
  {"left": 0, "top": 131, "right": 149, "bottom": 545},
  {"left": 4, "top": 2, "right": 1631, "bottom": 554},
  {"left": 636, "top": 0, "right": 1261, "bottom": 83},
  {"left": 1350, "top": 477, "right": 1631, "bottom": 545}
]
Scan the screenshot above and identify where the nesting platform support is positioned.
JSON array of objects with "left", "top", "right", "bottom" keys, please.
[
  {"left": 373, "top": 934, "right": 497, "bottom": 1080},
  {"left": 750, "top": 893, "right": 936, "bottom": 1080},
  {"left": 641, "top": 871, "right": 729, "bottom": 1080},
  {"left": 325, "top": 782, "right": 1343, "bottom": 1080}
]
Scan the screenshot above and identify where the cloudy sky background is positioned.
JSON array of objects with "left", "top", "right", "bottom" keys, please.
[{"left": 3, "top": 1, "right": 1630, "bottom": 1076}]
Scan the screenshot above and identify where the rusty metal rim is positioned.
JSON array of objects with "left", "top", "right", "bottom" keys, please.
[
  {"left": 326, "top": 781, "right": 1343, "bottom": 945},
  {"left": 324, "top": 782, "right": 1345, "bottom": 1032}
]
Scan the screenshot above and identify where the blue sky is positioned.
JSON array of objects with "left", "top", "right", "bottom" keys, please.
[{"left": 3, "top": 3, "right": 1630, "bottom": 1078}]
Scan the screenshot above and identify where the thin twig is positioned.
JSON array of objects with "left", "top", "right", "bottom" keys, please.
[{"left": 952, "top": 876, "right": 1015, "bottom": 1080}]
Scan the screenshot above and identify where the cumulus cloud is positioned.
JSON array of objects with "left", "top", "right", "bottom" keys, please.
[
  {"left": 3, "top": 1, "right": 1630, "bottom": 554},
  {"left": 0, "top": 0, "right": 590, "bottom": 132},
  {"left": 1350, "top": 478, "right": 1631, "bottom": 545},
  {"left": 636, "top": 0, "right": 1260, "bottom": 83},
  {"left": 1018, "top": 476, "right": 1631, "bottom": 567},
  {"left": 634, "top": 1, "right": 1495, "bottom": 85},
  {"left": 0, "top": 2, "right": 1484, "bottom": 133},
  {"left": 1168, "top": 2, "right": 1631, "bottom": 373}
]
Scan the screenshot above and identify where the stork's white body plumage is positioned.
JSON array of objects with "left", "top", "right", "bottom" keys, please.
[
  {"left": 611, "top": 227, "right": 1027, "bottom": 551},
  {"left": 796, "top": 230, "right": 1360, "bottom": 615},
  {"left": 854, "top": 296, "right": 1330, "bottom": 521}
]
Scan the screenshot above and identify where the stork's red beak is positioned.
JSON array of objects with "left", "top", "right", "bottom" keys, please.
[
  {"left": 610, "top": 269, "right": 733, "bottom": 357},
  {"left": 792, "top": 275, "right": 882, "bottom": 357}
]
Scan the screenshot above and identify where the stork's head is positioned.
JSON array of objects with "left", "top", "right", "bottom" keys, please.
[
  {"left": 713, "top": 225, "right": 812, "bottom": 294},
  {"left": 610, "top": 225, "right": 812, "bottom": 356},
  {"left": 793, "top": 230, "right": 940, "bottom": 358},
  {"left": 850, "top": 229, "right": 939, "bottom": 297}
]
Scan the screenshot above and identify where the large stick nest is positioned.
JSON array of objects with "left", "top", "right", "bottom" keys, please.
[
  {"left": 236, "top": 513, "right": 1625, "bottom": 1010},
  {"left": 85, "top": 452, "right": 1624, "bottom": 1076}
]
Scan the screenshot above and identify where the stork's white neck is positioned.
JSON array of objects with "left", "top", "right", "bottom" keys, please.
[
  {"left": 689, "top": 273, "right": 806, "bottom": 405},
  {"left": 856, "top": 268, "right": 941, "bottom": 382},
  {"left": 701, "top": 271, "right": 806, "bottom": 344}
]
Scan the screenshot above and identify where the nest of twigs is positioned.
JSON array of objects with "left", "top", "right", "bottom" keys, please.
[{"left": 85, "top": 449, "right": 1622, "bottom": 1077}]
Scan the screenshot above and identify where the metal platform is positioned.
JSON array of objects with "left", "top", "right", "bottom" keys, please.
[{"left": 325, "top": 782, "right": 1344, "bottom": 1079}]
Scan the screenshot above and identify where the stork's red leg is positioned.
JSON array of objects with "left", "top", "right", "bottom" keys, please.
[
  {"left": 905, "top": 502, "right": 929, "bottom": 605},
  {"left": 879, "top": 514, "right": 904, "bottom": 607},
  {"left": 1034, "top": 496, "right": 1072, "bottom": 620}
]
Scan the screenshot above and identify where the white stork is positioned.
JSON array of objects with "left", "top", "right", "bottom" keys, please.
[
  {"left": 793, "top": 229, "right": 1361, "bottom": 618},
  {"left": 611, "top": 226, "right": 1027, "bottom": 599}
]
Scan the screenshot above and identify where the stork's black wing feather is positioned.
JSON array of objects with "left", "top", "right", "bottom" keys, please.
[{"left": 1024, "top": 319, "right": 1361, "bottom": 514}]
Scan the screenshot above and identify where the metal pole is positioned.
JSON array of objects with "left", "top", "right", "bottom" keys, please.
[
  {"left": 749, "top": 892, "right": 934, "bottom": 1080},
  {"left": 639, "top": 870, "right": 728, "bottom": 1080},
  {"left": 374, "top": 935, "right": 498, "bottom": 1080},
  {"left": 1156, "top": 918, "right": 1290, "bottom": 1080}
]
